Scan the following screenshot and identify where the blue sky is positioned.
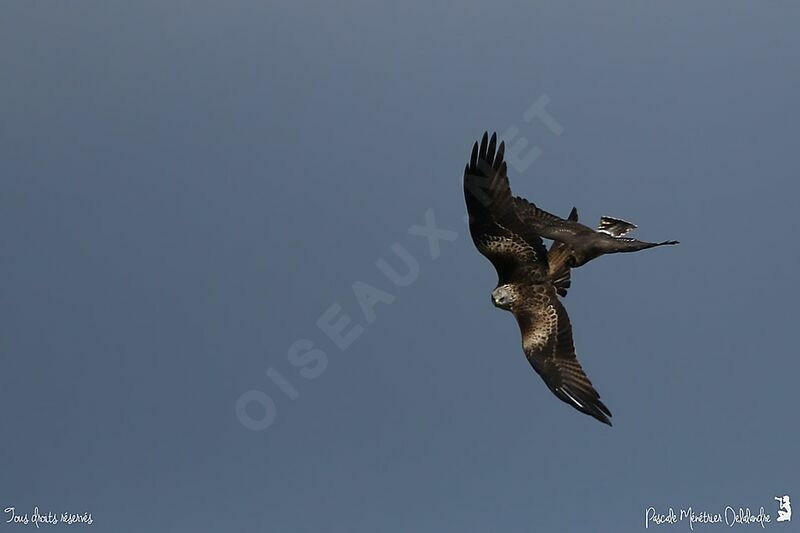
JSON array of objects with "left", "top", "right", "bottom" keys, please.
[{"left": 2, "top": 2, "right": 799, "bottom": 532}]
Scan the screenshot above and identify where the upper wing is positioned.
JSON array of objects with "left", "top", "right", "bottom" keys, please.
[
  {"left": 513, "top": 196, "right": 593, "bottom": 245},
  {"left": 464, "top": 132, "right": 549, "bottom": 284},
  {"left": 516, "top": 287, "right": 612, "bottom": 425}
]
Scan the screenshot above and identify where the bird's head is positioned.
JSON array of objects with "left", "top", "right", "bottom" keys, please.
[{"left": 491, "top": 284, "right": 518, "bottom": 311}]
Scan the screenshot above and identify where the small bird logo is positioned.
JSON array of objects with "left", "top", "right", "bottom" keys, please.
[{"left": 775, "top": 495, "right": 791, "bottom": 522}]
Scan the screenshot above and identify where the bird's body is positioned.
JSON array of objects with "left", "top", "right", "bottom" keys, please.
[{"left": 463, "top": 131, "right": 679, "bottom": 425}]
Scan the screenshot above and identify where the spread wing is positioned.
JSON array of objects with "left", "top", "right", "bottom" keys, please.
[
  {"left": 464, "top": 132, "right": 549, "bottom": 284},
  {"left": 513, "top": 196, "right": 594, "bottom": 246},
  {"left": 515, "top": 286, "right": 612, "bottom": 425}
]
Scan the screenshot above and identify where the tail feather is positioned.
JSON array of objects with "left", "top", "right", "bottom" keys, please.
[
  {"left": 551, "top": 268, "right": 571, "bottom": 297},
  {"left": 548, "top": 207, "right": 578, "bottom": 296}
]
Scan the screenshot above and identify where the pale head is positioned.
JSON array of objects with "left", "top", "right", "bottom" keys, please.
[{"left": 491, "top": 284, "right": 518, "bottom": 311}]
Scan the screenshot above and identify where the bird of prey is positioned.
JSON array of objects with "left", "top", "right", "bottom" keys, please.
[
  {"left": 463, "top": 132, "right": 615, "bottom": 424},
  {"left": 463, "top": 132, "right": 679, "bottom": 425}
]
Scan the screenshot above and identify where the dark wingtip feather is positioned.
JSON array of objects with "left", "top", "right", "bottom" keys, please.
[
  {"left": 585, "top": 402, "right": 613, "bottom": 426},
  {"left": 487, "top": 132, "right": 497, "bottom": 163},
  {"left": 596, "top": 398, "right": 612, "bottom": 418},
  {"left": 558, "top": 383, "right": 613, "bottom": 426},
  {"left": 496, "top": 141, "right": 505, "bottom": 167},
  {"left": 470, "top": 142, "right": 479, "bottom": 170}
]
